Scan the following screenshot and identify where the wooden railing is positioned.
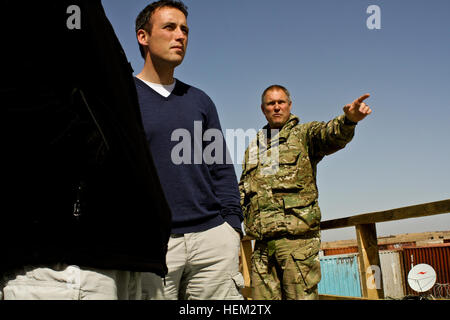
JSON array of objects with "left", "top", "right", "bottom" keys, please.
[{"left": 240, "top": 198, "right": 450, "bottom": 300}]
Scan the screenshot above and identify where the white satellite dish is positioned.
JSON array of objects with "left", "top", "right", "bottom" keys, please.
[{"left": 407, "top": 264, "right": 437, "bottom": 293}]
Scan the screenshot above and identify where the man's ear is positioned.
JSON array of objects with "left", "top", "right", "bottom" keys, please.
[
  {"left": 260, "top": 104, "right": 266, "bottom": 115},
  {"left": 136, "top": 29, "right": 149, "bottom": 46}
]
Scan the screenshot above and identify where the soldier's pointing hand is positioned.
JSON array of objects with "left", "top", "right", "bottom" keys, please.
[{"left": 343, "top": 93, "right": 372, "bottom": 123}]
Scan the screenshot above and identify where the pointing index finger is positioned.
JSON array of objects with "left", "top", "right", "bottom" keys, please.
[{"left": 355, "top": 93, "right": 370, "bottom": 104}]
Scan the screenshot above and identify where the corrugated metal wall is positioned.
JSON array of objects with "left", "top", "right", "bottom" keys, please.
[
  {"left": 379, "top": 242, "right": 416, "bottom": 250},
  {"left": 401, "top": 243, "right": 450, "bottom": 296},
  {"left": 379, "top": 250, "right": 405, "bottom": 298},
  {"left": 318, "top": 243, "right": 450, "bottom": 298},
  {"left": 323, "top": 243, "right": 416, "bottom": 256},
  {"left": 318, "top": 253, "right": 362, "bottom": 297},
  {"left": 323, "top": 246, "right": 359, "bottom": 256}
]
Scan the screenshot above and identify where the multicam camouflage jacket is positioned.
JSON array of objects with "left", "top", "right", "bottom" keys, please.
[{"left": 239, "top": 113, "right": 356, "bottom": 240}]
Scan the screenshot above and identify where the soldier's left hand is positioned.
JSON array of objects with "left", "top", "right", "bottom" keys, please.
[{"left": 343, "top": 93, "right": 372, "bottom": 123}]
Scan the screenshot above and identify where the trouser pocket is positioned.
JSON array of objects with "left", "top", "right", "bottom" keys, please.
[
  {"left": 230, "top": 272, "right": 245, "bottom": 299},
  {"left": 290, "top": 243, "right": 321, "bottom": 290}
]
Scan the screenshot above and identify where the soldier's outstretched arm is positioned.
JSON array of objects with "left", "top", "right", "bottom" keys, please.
[{"left": 307, "top": 93, "right": 372, "bottom": 159}]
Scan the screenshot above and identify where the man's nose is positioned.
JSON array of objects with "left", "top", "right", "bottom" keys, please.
[{"left": 175, "top": 27, "right": 187, "bottom": 41}]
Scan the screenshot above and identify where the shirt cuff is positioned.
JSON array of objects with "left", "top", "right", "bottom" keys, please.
[
  {"left": 223, "top": 213, "right": 243, "bottom": 236},
  {"left": 343, "top": 115, "right": 358, "bottom": 126}
]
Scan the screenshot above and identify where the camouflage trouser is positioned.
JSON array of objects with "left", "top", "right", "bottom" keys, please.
[{"left": 251, "top": 232, "right": 321, "bottom": 300}]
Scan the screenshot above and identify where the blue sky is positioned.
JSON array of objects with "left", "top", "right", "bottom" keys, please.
[{"left": 102, "top": 0, "right": 450, "bottom": 241}]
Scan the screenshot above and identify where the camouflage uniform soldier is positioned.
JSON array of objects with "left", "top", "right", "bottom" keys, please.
[{"left": 239, "top": 85, "right": 372, "bottom": 299}]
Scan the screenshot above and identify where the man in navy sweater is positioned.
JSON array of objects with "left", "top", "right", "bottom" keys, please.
[{"left": 134, "top": 0, "right": 244, "bottom": 300}]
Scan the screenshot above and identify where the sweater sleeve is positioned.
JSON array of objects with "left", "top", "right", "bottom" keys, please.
[{"left": 203, "top": 96, "right": 244, "bottom": 233}]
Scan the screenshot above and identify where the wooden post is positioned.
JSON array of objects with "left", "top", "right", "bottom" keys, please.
[
  {"left": 356, "top": 223, "right": 384, "bottom": 299},
  {"left": 240, "top": 237, "right": 253, "bottom": 299}
]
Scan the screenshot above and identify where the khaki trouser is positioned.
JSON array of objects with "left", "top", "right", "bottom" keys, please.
[
  {"left": 142, "top": 222, "right": 244, "bottom": 300},
  {"left": 251, "top": 233, "right": 321, "bottom": 300},
  {"left": 0, "top": 263, "right": 141, "bottom": 300}
]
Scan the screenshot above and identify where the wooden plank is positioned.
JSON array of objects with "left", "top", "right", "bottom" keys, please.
[
  {"left": 321, "top": 199, "right": 450, "bottom": 230},
  {"left": 240, "top": 239, "right": 253, "bottom": 299},
  {"left": 356, "top": 223, "right": 384, "bottom": 299}
]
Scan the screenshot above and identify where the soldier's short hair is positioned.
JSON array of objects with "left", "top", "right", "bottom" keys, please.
[
  {"left": 135, "top": 0, "right": 189, "bottom": 59},
  {"left": 261, "top": 85, "right": 292, "bottom": 105}
]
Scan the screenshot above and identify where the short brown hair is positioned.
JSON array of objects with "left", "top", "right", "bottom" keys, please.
[{"left": 261, "top": 84, "right": 292, "bottom": 105}]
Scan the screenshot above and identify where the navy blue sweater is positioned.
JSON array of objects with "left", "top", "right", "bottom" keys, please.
[{"left": 135, "top": 78, "right": 243, "bottom": 234}]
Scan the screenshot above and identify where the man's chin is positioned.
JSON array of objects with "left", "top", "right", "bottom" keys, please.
[
  {"left": 170, "top": 57, "right": 184, "bottom": 67},
  {"left": 269, "top": 121, "right": 283, "bottom": 129},
  {"left": 272, "top": 116, "right": 291, "bottom": 128}
]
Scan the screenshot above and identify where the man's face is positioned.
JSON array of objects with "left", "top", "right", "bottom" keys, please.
[
  {"left": 144, "top": 7, "right": 189, "bottom": 67},
  {"left": 261, "top": 89, "right": 292, "bottom": 129}
]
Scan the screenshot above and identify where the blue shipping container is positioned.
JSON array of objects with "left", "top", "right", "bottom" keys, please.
[{"left": 318, "top": 253, "right": 362, "bottom": 297}]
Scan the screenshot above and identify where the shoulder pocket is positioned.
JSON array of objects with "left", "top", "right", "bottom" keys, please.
[{"left": 278, "top": 148, "right": 301, "bottom": 165}]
